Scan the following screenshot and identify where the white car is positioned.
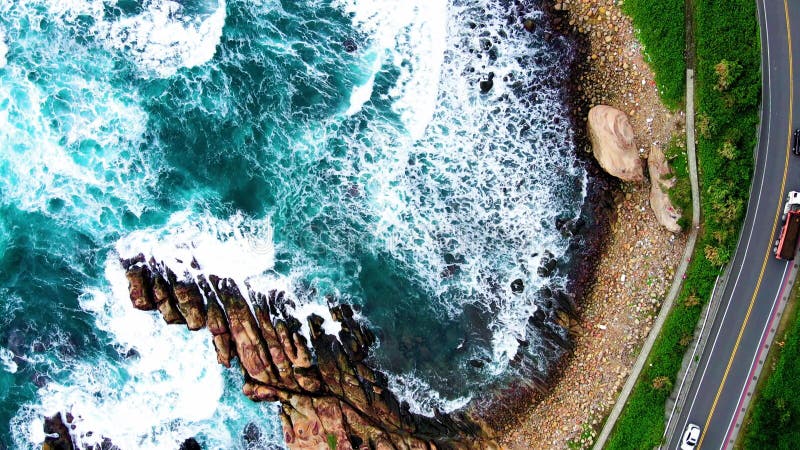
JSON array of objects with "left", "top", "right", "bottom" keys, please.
[{"left": 681, "top": 423, "right": 701, "bottom": 450}]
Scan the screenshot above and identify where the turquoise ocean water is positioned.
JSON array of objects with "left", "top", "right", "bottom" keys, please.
[{"left": 0, "top": 0, "right": 585, "bottom": 448}]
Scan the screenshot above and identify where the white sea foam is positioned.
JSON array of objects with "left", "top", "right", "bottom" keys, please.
[
  {"left": 116, "top": 210, "right": 276, "bottom": 291},
  {"left": 0, "top": 27, "right": 8, "bottom": 68},
  {"left": 116, "top": 209, "right": 346, "bottom": 342},
  {"left": 103, "top": 0, "right": 227, "bottom": 78},
  {"left": 345, "top": 52, "right": 382, "bottom": 116},
  {"left": 334, "top": 0, "right": 448, "bottom": 138},
  {"left": 13, "top": 261, "right": 223, "bottom": 449},
  {"left": 335, "top": 0, "right": 585, "bottom": 387},
  {"left": 387, "top": 371, "right": 471, "bottom": 417},
  {"left": 40, "top": 0, "right": 226, "bottom": 78},
  {"left": 289, "top": 302, "right": 343, "bottom": 340},
  {"left": 11, "top": 257, "right": 285, "bottom": 450},
  {"left": 0, "top": 347, "right": 18, "bottom": 373}
]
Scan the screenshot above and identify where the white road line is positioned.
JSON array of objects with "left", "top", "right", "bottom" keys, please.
[
  {"left": 663, "top": 274, "right": 721, "bottom": 440},
  {"left": 722, "top": 263, "right": 789, "bottom": 446},
  {"left": 677, "top": 0, "right": 775, "bottom": 443}
]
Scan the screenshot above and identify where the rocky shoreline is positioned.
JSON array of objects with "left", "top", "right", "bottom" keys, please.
[
  {"left": 40, "top": 1, "right": 684, "bottom": 448},
  {"left": 491, "top": 0, "right": 686, "bottom": 448}
]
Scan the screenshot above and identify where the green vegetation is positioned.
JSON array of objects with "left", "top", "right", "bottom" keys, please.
[
  {"left": 622, "top": 0, "right": 686, "bottom": 109},
  {"left": 694, "top": 0, "right": 760, "bottom": 266},
  {"left": 327, "top": 434, "right": 338, "bottom": 450},
  {"left": 567, "top": 421, "right": 597, "bottom": 450},
  {"left": 605, "top": 0, "right": 760, "bottom": 448},
  {"left": 740, "top": 288, "right": 800, "bottom": 449},
  {"left": 664, "top": 134, "right": 692, "bottom": 229}
]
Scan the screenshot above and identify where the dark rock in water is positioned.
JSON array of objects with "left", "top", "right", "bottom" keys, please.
[
  {"left": 516, "top": 338, "right": 530, "bottom": 348},
  {"left": 32, "top": 372, "right": 50, "bottom": 388},
  {"left": 440, "top": 264, "right": 461, "bottom": 278},
  {"left": 119, "top": 253, "right": 145, "bottom": 270},
  {"left": 43, "top": 413, "right": 74, "bottom": 450},
  {"left": 523, "top": 18, "right": 536, "bottom": 32},
  {"left": 242, "top": 423, "right": 261, "bottom": 448},
  {"left": 555, "top": 214, "right": 571, "bottom": 231},
  {"left": 469, "top": 359, "right": 485, "bottom": 369},
  {"left": 511, "top": 278, "right": 525, "bottom": 294},
  {"left": 479, "top": 72, "right": 495, "bottom": 93},
  {"left": 179, "top": 438, "right": 202, "bottom": 450},
  {"left": 342, "top": 38, "right": 358, "bottom": 53},
  {"left": 124, "top": 348, "right": 139, "bottom": 359},
  {"left": 96, "top": 438, "right": 120, "bottom": 450},
  {"left": 557, "top": 215, "right": 587, "bottom": 237},
  {"left": 537, "top": 251, "right": 558, "bottom": 277}
]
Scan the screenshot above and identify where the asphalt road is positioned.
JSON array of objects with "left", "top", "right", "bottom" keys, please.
[{"left": 666, "top": 1, "right": 800, "bottom": 449}]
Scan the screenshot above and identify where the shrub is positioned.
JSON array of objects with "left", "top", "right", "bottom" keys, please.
[{"left": 714, "top": 60, "right": 742, "bottom": 91}]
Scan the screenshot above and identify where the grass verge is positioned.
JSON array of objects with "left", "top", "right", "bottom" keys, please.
[
  {"left": 604, "top": 0, "right": 760, "bottom": 448},
  {"left": 621, "top": 0, "right": 686, "bottom": 109}
]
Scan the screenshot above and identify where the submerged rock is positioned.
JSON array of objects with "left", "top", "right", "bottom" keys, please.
[
  {"left": 523, "top": 18, "right": 536, "bottom": 33},
  {"left": 179, "top": 438, "right": 202, "bottom": 450},
  {"left": 479, "top": 72, "right": 495, "bottom": 93},
  {"left": 587, "top": 105, "right": 643, "bottom": 182},
  {"left": 342, "top": 38, "right": 358, "bottom": 53},
  {"left": 510, "top": 278, "right": 525, "bottom": 294},
  {"left": 42, "top": 413, "right": 74, "bottom": 450}
]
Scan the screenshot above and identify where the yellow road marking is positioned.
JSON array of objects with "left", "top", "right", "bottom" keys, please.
[{"left": 697, "top": 0, "right": 793, "bottom": 447}]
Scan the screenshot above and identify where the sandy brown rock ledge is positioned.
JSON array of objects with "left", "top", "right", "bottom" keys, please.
[{"left": 118, "top": 254, "right": 499, "bottom": 450}]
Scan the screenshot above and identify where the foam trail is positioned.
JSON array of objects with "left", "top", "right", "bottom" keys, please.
[
  {"left": 331, "top": 0, "right": 585, "bottom": 396},
  {"left": 103, "top": 0, "right": 227, "bottom": 78},
  {"left": 0, "top": 27, "right": 7, "bottom": 68},
  {"left": 345, "top": 51, "right": 382, "bottom": 116},
  {"left": 334, "top": 0, "right": 448, "bottom": 138},
  {"left": 115, "top": 210, "right": 276, "bottom": 292},
  {"left": 386, "top": 372, "right": 471, "bottom": 417}
]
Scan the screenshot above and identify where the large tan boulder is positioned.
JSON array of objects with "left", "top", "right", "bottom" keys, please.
[
  {"left": 125, "top": 265, "right": 156, "bottom": 311},
  {"left": 648, "top": 146, "right": 683, "bottom": 232},
  {"left": 587, "top": 105, "right": 644, "bottom": 181}
]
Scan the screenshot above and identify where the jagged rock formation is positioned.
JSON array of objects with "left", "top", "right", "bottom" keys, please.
[
  {"left": 587, "top": 105, "right": 643, "bottom": 182},
  {"left": 119, "top": 254, "right": 500, "bottom": 450},
  {"left": 647, "top": 145, "right": 683, "bottom": 232},
  {"left": 42, "top": 413, "right": 118, "bottom": 450},
  {"left": 43, "top": 413, "right": 75, "bottom": 450}
]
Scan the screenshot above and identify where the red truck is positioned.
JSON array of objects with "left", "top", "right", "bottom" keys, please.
[{"left": 775, "top": 191, "right": 800, "bottom": 260}]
